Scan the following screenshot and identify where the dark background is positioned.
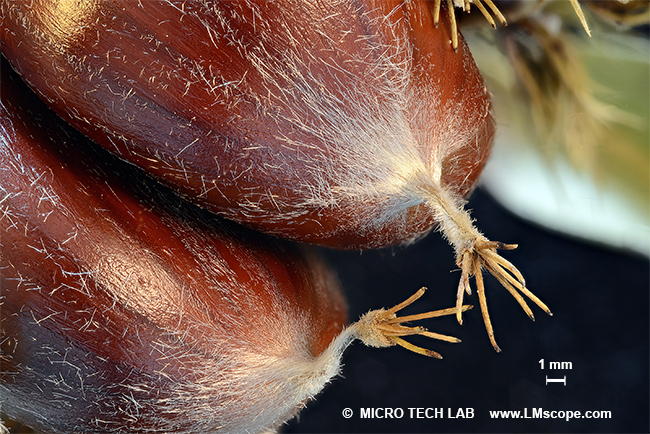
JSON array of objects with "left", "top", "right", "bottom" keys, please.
[{"left": 285, "top": 187, "right": 649, "bottom": 433}]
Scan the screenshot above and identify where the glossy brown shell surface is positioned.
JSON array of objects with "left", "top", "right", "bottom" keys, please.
[{"left": 1, "top": 0, "right": 494, "bottom": 249}]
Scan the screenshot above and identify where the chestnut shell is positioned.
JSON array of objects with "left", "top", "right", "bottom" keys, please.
[{"left": 1, "top": 0, "right": 494, "bottom": 249}]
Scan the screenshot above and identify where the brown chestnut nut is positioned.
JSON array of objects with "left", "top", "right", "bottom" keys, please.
[
  {"left": 0, "top": 57, "right": 464, "bottom": 433},
  {"left": 1, "top": 0, "right": 490, "bottom": 248},
  {"left": 0, "top": 0, "right": 549, "bottom": 349}
]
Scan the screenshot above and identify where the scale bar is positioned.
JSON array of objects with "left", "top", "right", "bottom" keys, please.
[{"left": 546, "top": 376, "right": 567, "bottom": 386}]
